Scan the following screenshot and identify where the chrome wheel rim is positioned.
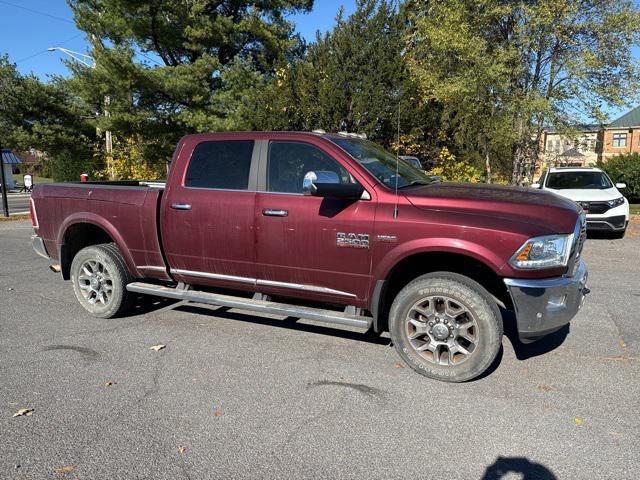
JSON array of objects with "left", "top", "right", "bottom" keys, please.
[
  {"left": 77, "top": 260, "right": 113, "bottom": 306},
  {"left": 405, "top": 295, "right": 479, "bottom": 366}
]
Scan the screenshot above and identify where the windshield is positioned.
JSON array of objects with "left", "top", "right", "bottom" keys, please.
[
  {"left": 546, "top": 171, "right": 612, "bottom": 190},
  {"left": 329, "top": 137, "right": 431, "bottom": 188}
]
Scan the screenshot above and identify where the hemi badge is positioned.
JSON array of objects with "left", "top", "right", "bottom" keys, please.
[{"left": 377, "top": 235, "right": 397, "bottom": 243}]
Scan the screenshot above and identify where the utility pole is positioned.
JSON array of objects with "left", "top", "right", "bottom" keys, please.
[
  {"left": 0, "top": 144, "right": 9, "bottom": 217},
  {"left": 48, "top": 47, "right": 114, "bottom": 179}
]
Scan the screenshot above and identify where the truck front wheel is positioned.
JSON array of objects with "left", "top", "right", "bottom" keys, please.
[
  {"left": 70, "top": 243, "right": 134, "bottom": 318},
  {"left": 389, "top": 272, "right": 503, "bottom": 382}
]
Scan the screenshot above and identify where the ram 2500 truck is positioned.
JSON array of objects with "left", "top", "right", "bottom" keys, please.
[{"left": 30, "top": 132, "right": 589, "bottom": 382}]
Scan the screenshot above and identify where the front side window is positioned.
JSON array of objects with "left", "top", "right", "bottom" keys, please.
[
  {"left": 612, "top": 133, "right": 627, "bottom": 148},
  {"left": 185, "top": 140, "right": 254, "bottom": 190},
  {"left": 329, "top": 137, "right": 431, "bottom": 189},
  {"left": 267, "top": 141, "right": 352, "bottom": 194},
  {"left": 546, "top": 171, "right": 613, "bottom": 190}
]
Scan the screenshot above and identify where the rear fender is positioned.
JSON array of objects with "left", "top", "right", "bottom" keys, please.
[{"left": 57, "top": 212, "right": 140, "bottom": 278}]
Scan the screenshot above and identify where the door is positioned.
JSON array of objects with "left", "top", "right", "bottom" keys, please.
[
  {"left": 254, "top": 139, "right": 376, "bottom": 304},
  {"left": 161, "top": 138, "right": 259, "bottom": 289}
]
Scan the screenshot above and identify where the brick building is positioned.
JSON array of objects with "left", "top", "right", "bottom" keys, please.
[
  {"left": 599, "top": 105, "right": 640, "bottom": 160},
  {"left": 536, "top": 105, "right": 640, "bottom": 178}
]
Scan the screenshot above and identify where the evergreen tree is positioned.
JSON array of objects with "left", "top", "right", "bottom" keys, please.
[
  {"left": 67, "top": 0, "right": 313, "bottom": 171},
  {"left": 248, "top": 0, "right": 442, "bottom": 159}
]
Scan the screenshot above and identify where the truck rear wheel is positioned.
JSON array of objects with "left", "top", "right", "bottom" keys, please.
[
  {"left": 70, "top": 243, "right": 134, "bottom": 318},
  {"left": 389, "top": 272, "right": 503, "bottom": 382}
]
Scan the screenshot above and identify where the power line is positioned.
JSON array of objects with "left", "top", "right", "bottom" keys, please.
[{"left": 0, "top": 0, "right": 75, "bottom": 24}]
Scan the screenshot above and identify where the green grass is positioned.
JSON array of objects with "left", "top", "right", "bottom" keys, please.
[
  {"left": 630, "top": 204, "right": 640, "bottom": 215},
  {"left": 12, "top": 173, "right": 53, "bottom": 185}
]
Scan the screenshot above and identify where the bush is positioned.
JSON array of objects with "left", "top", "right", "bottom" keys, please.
[
  {"left": 598, "top": 153, "right": 640, "bottom": 202},
  {"left": 427, "top": 147, "right": 483, "bottom": 183}
]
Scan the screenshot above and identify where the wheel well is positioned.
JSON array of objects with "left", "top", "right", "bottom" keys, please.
[
  {"left": 60, "top": 223, "right": 113, "bottom": 280},
  {"left": 374, "top": 252, "right": 511, "bottom": 333}
]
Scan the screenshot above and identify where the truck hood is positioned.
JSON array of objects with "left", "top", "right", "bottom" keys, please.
[
  {"left": 404, "top": 182, "right": 580, "bottom": 233},
  {"left": 544, "top": 187, "right": 622, "bottom": 202}
]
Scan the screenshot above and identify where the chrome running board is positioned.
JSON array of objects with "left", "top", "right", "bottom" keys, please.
[{"left": 126, "top": 282, "right": 373, "bottom": 330}]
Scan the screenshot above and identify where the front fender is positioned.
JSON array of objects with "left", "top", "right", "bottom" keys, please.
[{"left": 372, "top": 237, "right": 506, "bottom": 286}]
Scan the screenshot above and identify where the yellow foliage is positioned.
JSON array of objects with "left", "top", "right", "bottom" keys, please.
[
  {"left": 427, "top": 147, "right": 483, "bottom": 183},
  {"left": 97, "top": 136, "right": 164, "bottom": 180}
]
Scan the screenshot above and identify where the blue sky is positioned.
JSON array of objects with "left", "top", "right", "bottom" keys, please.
[
  {"left": 0, "top": 0, "right": 637, "bottom": 120},
  {"left": 0, "top": 0, "right": 356, "bottom": 79}
]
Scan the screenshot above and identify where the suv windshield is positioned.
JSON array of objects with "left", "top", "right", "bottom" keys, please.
[
  {"left": 546, "top": 171, "right": 613, "bottom": 190},
  {"left": 329, "top": 136, "right": 431, "bottom": 188}
]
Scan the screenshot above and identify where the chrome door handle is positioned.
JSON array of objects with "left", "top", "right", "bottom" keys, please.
[
  {"left": 171, "top": 203, "right": 192, "bottom": 210},
  {"left": 262, "top": 209, "right": 288, "bottom": 217}
]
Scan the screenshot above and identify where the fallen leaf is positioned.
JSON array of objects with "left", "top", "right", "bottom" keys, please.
[
  {"left": 393, "top": 362, "right": 404, "bottom": 369},
  {"left": 537, "top": 384, "right": 554, "bottom": 392},
  {"left": 149, "top": 344, "right": 166, "bottom": 352},
  {"left": 104, "top": 381, "right": 115, "bottom": 387},
  {"left": 13, "top": 408, "right": 34, "bottom": 417},
  {"left": 213, "top": 408, "right": 222, "bottom": 417},
  {"left": 55, "top": 465, "right": 77, "bottom": 475},
  {"left": 178, "top": 446, "right": 187, "bottom": 454},
  {"left": 574, "top": 417, "right": 583, "bottom": 426}
]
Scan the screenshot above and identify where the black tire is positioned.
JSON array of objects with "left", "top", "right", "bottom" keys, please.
[
  {"left": 70, "top": 243, "right": 134, "bottom": 318},
  {"left": 389, "top": 272, "right": 503, "bottom": 382}
]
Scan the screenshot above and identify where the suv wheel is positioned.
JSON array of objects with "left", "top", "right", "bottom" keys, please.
[
  {"left": 389, "top": 272, "right": 503, "bottom": 382},
  {"left": 70, "top": 243, "right": 134, "bottom": 318}
]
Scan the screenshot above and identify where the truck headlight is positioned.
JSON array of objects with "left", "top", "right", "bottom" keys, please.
[
  {"left": 606, "top": 197, "right": 625, "bottom": 208},
  {"left": 509, "top": 234, "right": 573, "bottom": 269}
]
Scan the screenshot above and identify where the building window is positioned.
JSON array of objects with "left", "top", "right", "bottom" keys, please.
[{"left": 612, "top": 133, "right": 627, "bottom": 148}]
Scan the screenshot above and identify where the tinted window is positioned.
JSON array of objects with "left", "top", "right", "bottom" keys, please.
[
  {"left": 267, "top": 141, "right": 351, "bottom": 194},
  {"left": 185, "top": 140, "right": 254, "bottom": 189},
  {"left": 329, "top": 137, "right": 432, "bottom": 189},
  {"left": 546, "top": 171, "right": 613, "bottom": 190}
]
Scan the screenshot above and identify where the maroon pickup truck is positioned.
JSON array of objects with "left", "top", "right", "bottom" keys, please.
[{"left": 30, "top": 131, "right": 589, "bottom": 382}]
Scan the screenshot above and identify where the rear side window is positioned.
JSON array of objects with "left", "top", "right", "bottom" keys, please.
[
  {"left": 185, "top": 140, "right": 254, "bottom": 190},
  {"left": 267, "top": 141, "right": 351, "bottom": 194}
]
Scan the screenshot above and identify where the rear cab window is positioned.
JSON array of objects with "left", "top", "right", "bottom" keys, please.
[{"left": 185, "top": 140, "right": 255, "bottom": 190}]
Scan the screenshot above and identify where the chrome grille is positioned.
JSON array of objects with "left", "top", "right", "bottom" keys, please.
[{"left": 568, "top": 215, "right": 587, "bottom": 275}]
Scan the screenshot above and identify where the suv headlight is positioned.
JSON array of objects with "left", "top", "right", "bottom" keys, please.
[
  {"left": 509, "top": 234, "right": 573, "bottom": 269},
  {"left": 606, "top": 197, "right": 625, "bottom": 208}
]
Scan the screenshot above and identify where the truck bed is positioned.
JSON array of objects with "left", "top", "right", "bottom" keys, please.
[{"left": 31, "top": 181, "right": 170, "bottom": 281}]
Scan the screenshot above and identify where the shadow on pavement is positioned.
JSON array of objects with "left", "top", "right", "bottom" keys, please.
[
  {"left": 174, "top": 303, "right": 392, "bottom": 346},
  {"left": 129, "top": 295, "right": 180, "bottom": 316},
  {"left": 501, "top": 308, "right": 570, "bottom": 361},
  {"left": 482, "top": 456, "right": 557, "bottom": 480}
]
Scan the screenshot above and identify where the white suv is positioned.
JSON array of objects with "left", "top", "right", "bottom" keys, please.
[{"left": 533, "top": 167, "right": 629, "bottom": 237}]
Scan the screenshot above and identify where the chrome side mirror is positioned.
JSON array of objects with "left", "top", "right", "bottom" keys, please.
[
  {"left": 302, "top": 170, "right": 365, "bottom": 200},
  {"left": 303, "top": 171, "right": 340, "bottom": 196},
  {"left": 531, "top": 183, "right": 541, "bottom": 189},
  {"left": 616, "top": 182, "right": 627, "bottom": 189}
]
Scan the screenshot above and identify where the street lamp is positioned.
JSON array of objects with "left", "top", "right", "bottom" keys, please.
[{"left": 48, "top": 47, "right": 113, "bottom": 178}]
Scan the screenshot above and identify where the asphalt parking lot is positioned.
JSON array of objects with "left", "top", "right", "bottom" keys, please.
[{"left": 1, "top": 219, "right": 639, "bottom": 479}]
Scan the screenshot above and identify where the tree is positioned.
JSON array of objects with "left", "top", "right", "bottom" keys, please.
[
  {"left": 406, "top": 0, "right": 640, "bottom": 184},
  {"left": 67, "top": 0, "right": 314, "bottom": 173},
  {"left": 247, "top": 0, "right": 442, "bottom": 158},
  {"left": 0, "top": 56, "right": 96, "bottom": 181}
]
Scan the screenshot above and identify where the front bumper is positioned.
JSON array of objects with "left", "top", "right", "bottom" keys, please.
[
  {"left": 504, "top": 260, "right": 589, "bottom": 343},
  {"left": 32, "top": 234, "right": 50, "bottom": 259},
  {"left": 585, "top": 202, "right": 629, "bottom": 231}
]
